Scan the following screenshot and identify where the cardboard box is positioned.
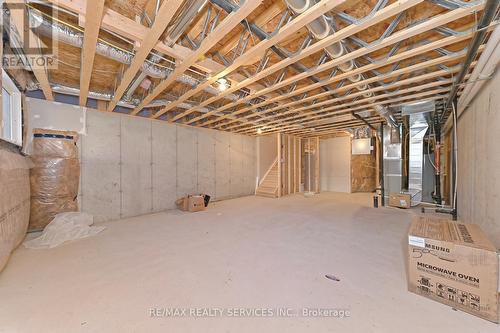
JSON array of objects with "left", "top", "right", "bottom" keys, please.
[
  {"left": 176, "top": 195, "right": 205, "bottom": 212},
  {"left": 408, "top": 216, "right": 499, "bottom": 322},
  {"left": 389, "top": 192, "right": 411, "bottom": 209}
]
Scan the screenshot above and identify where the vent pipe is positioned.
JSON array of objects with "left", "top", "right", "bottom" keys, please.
[{"left": 374, "top": 105, "right": 398, "bottom": 128}]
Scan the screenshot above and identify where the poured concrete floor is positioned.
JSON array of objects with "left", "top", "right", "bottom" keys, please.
[{"left": 0, "top": 193, "right": 498, "bottom": 332}]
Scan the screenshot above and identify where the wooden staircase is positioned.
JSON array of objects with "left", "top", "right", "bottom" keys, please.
[{"left": 256, "top": 158, "right": 279, "bottom": 198}]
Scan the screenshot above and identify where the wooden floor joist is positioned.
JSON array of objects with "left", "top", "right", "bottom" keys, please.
[
  {"left": 157, "top": 0, "right": 350, "bottom": 121},
  {"left": 79, "top": 0, "right": 105, "bottom": 106},
  {"left": 203, "top": 30, "right": 479, "bottom": 130},
  {"left": 107, "top": 0, "right": 185, "bottom": 111},
  {"left": 213, "top": 51, "right": 474, "bottom": 132},
  {"left": 20, "top": 0, "right": 494, "bottom": 137},
  {"left": 130, "top": 0, "right": 263, "bottom": 115},
  {"left": 181, "top": 0, "right": 424, "bottom": 125},
  {"left": 229, "top": 54, "right": 471, "bottom": 133},
  {"left": 186, "top": 3, "right": 484, "bottom": 128}
]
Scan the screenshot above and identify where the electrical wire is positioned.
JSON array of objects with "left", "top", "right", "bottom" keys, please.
[{"left": 426, "top": 120, "right": 438, "bottom": 172}]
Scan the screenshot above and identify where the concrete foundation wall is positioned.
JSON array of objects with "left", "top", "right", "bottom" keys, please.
[
  {"left": 319, "top": 136, "right": 351, "bottom": 193},
  {"left": 25, "top": 99, "right": 257, "bottom": 222},
  {"left": 457, "top": 68, "right": 500, "bottom": 247}
]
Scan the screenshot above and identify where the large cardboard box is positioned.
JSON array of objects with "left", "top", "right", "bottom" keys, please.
[
  {"left": 389, "top": 192, "right": 411, "bottom": 209},
  {"left": 408, "top": 216, "right": 499, "bottom": 322}
]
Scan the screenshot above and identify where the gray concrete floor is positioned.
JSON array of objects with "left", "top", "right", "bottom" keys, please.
[{"left": 0, "top": 192, "right": 498, "bottom": 332}]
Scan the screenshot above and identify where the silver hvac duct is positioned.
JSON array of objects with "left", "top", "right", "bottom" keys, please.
[
  {"left": 408, "top": 113, "right": 429, "bottom": 204},
  {"left": 374, "top": 105, "right": 398, "bottom": 128},
  {"left": 284, "top": 0, "right": 371, "bottom": 97},
  {"left": 28, "top": 10, "right": 238, "bottom": 102},
  {"left": 50, "top": 84, "right": 210, "bottom": 112},
  {"left": 164, "top": 0, "right": 208, "bottom": 46}
]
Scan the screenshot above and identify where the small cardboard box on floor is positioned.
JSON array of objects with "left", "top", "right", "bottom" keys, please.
[
  {"left": 176, "top": 195, "right": 205, "bottom": 212},
  {"left": 389, "top": 192, "right": 411, "bottom": 209},
  {"left": 407, "top": 216, "right": 499, "bottom": 322}
]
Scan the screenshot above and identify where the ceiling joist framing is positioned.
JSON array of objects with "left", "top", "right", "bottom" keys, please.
[
  {"left": 149, "top": 0, "right": 350, "bottom": 120},
  {"left": 130, "top": 0, "right": 264, "bottom": 115},
  {"left": 185, "top": 2, "right": 484, "bottom": 130},
  {"left": 16, "top": 0, "right": 495, "bottom": 137}
]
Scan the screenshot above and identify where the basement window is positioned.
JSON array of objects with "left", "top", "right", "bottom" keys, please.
[{"left": 1, "top": 70, "right": 22, "bottom": 146}]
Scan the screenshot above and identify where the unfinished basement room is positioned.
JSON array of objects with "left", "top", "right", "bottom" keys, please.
[{"left": 1, "top": 0, "right": 500, "bottom": 331}]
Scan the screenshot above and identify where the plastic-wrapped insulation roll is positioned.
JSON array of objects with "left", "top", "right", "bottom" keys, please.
[{"left": 29, "top": 129, "right": 80, "bottom": 231}]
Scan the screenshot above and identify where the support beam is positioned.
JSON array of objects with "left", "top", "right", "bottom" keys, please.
[
  {"left": 79, "top": 0, "right": 105, "bottom": 106},
  {"left": 107, "top": 0, "right": 184, "bottom": 111},
  {"left": 131, "top": 0, "right": 263, "bottom": 115}
]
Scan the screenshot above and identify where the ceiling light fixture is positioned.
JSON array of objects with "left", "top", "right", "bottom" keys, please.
[{"left": 257, "top": 128, "right": 262, "bottom": 134}]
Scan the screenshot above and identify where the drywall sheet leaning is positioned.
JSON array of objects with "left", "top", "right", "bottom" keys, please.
[
  {"left": 25, "top": 99, "right": 257, "bottom": 222},
  {"left": 320, "top": 136, "right": 351, "bottom": 193}
]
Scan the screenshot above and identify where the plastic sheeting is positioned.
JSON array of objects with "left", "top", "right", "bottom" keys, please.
[{"left": 24, "top": 212, "right": 105, "bottom": 249}]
